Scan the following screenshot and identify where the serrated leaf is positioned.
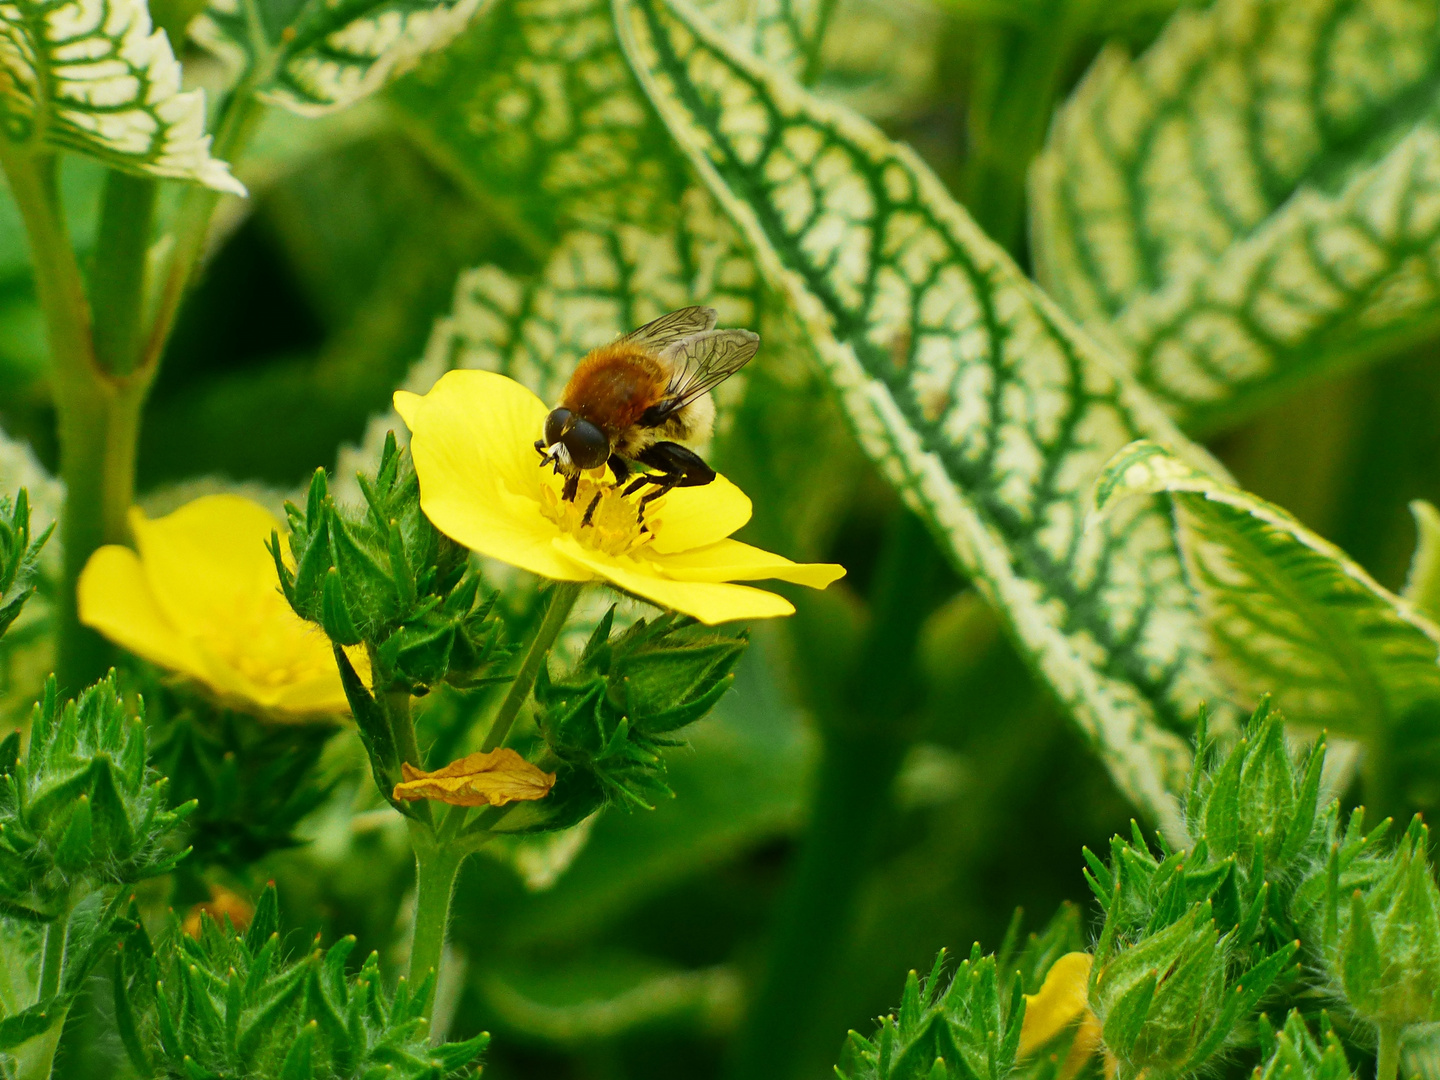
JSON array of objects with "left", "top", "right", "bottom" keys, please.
[
  {"left": 612, "top": 0, "right": 1235, "bottom": 829},
  {"left": 0, "top": 0, "right": 243, "bottom": 192},
  {"left": 1031, "top": 0, "right": 1440, "bottom": 430},
  {"left": 191, "top": 0, "right": 493, "bottom": 116},
  {"left": 1092, "top": 439, "right": 1440, "bottom": 740}
]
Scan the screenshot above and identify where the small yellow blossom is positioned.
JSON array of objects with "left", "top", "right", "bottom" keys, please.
[
  {"left": 182, "top": 883, "right": 255, "bottom": 938},
  {"left": 1019, "top": 952, "right": 1107, "bottom": 1080},
  {"left": 391, "top": 748, "right": 556, "bottom": 807},
  {"left": 78, "top": 495, "right": 356, "bottom": 719},
  {"left": 394, "top": 371, "right": 845, "bottom": 624}
]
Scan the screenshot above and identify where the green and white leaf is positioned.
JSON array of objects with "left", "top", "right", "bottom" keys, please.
[
  {"left": 1031, "top": 0, "right": 1440, "bottom": 430},
  {"left": 612, "top": 0, "right": 1237, "bottom": 830},
  {"left": 389, "top": 0, "right": 824, "bottom": 246},
  {"left": 1093, "top": 439, "right": 1440, "bottom": 739},
  {"left": 0, "top": 0, "right": 243, "bottom": 192},
  {"left": 191, "top": 0, "right": 493, "bottom": 115}
]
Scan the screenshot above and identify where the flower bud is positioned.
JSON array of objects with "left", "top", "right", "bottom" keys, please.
[
  {"left": 1325, "top": 816, "right": 1440, "bottom": 1027},
  {"left": 534, "top": 607, "right": 746, "bottom": 810},
  {"left": 0, "top": 488, "right": 52, "bottom": 641},
  {"left": 0, "top": 674, "right": 192, "bottom": 920},
  {"left": 273, "top": 433, "right": 507, "bottom": 694},
  {"left": 1257, "top": 1012, "right": 1354, "bottom": 1080}
]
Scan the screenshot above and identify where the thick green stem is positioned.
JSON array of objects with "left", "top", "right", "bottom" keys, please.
[
  {"left": 13, "top": 909, "right": 71, "bottom": 1080},
  {"left": 480, "top": 582, "right": 583, "bottom": 752},
  {"left": 0, "top": 145, "right": 140, "bottom": 691},
  {"left": 1377, "top": 1021, "right": 1404, "bottom": 1080},
  {"left": 406, "top": 824, "right": 465, "bottom": 1012},
  {"left": 91, "top": 172, "right": 158, "bottom": 377},
  {"left": 728, "top": 511, "right": 941, "bottom": 1080}
]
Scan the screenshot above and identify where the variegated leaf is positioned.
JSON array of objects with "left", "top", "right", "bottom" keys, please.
[
  {"left": 1031, "top": 0, "right": 1440, "bottom": 430},
  {"left": 1093, "top": 440, "right": 1440, "bottom": 739},
  {"left": 613, "top": 0, "right": 1239, "bottom": 829},
  {"left": 191, "top": 0, "right": 492, "bottom": 116},
  {"left": 389, "top": 0, "right": 824, "bottom": 243},
  {"left": 0, "top": 0, "right": 243, "bottom": 192}
]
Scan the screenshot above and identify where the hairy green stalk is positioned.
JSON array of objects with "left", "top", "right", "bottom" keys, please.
[
  {"left": 91, "top": 172, "right": 158, "bottom": 378},
  {"left": 1376, "top": 1022, "right": 1404, "bottom": 1080},
  {"left": 406, "top": 822, "right": 466, "bottom": 1004},
  {"left": 480, "top": 582, "right": 583, "bottom": 752}
]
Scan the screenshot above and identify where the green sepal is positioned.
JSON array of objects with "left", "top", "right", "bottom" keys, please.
[
  {"left": 0, "top": 487, "right": 53, "bottom": 641},
  {"left": 0, "top": 1001, "right": 62, "bottom": 1051},
  {"left": 321, "top": 568, "right": 364, "bottom": 647}
]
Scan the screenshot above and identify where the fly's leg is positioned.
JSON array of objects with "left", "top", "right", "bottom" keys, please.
[
  {"left": 607, "top": 454, "right": 631, "bottom": 488},
  {"left": 581, "top": 491, "right": 602, "bottom": 527},
  {"left": 562, "top": 472, "right": 580, "bottom": 502},
  {"left": 622, "top": 442, "right": 717, "bottom": 525}
]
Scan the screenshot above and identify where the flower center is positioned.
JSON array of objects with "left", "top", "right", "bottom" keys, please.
[
  {"left": 537, "top": 476, "right": 658, "bottom": 557},
  {"left": 198, "top": 590, "right": 337, "bottom": 690}
]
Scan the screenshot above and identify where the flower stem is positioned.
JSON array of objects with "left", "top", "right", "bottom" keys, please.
[
  {"left": 480, "top": 582, "right": 583, "bottom": 752},
  {"left": 728, "top": 510, "right": 940, "bottom": 1080},
  {"left": 406, "top": 822, "right": 465, "bottom": 1012},
  {"left": 1377, "top": 1021, "right": 1404, "bottom": 1080},
  {"left": 91, "top": 171, "right": 157, "bottom": 377},
  {"left": 37, "top": 915, "right": 65, "bottom": 1001},
  {"left": 0, "top": 145, "right": 137, "bottom": 691},
  {"left": 14, "top": 906, "right": 71, "bottom": 1080}
]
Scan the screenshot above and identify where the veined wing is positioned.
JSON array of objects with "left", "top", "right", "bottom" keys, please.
[
  {"left": 620, "top": 306, "right": 718, "bottom": 350},
  {"left": 649, "top": 329, "right": 759, "bottom": 422}
]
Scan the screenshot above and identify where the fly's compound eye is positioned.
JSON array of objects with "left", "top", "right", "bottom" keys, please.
[
  {"left": 562, "top": 418, "right": 610, "bottom": 470},
  {"left": 543, "top": 408, "right": 573, "bottom": 447}
]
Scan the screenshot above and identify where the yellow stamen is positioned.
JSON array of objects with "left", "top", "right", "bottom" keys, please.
[{"left": 537, "top": 476, "right": 659, "bottom": 558}]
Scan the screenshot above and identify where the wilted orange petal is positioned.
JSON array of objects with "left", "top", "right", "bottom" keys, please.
[{"left": 392, "top": 748, "right": 556, "bottom": 807}]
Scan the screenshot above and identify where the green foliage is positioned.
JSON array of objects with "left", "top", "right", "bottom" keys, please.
[
  {"left": 533, "top": 606, "right": 747, "bottom": 811},
  {"left": 0, "top": 674, "right": 192, "bottom": 921},
  {"left": 0, "top": 489, "right": 49, "bottom": 643},
  {"left": 148, "top": 703, "right": 339, "bottom": 869},
  {"left": 835, "top": 947, "right": 1026, "bottom": 1080},
  {"left": 114, "top": 884, "right": 490, "bottom": 1078}
]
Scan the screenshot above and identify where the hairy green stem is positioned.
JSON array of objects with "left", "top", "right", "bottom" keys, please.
[
  {"left": 37, "top": 915, "right": 65, "bottom": 1002},
  {"left": 1377, "top": 1021, "right": 1404, "bottom": 1080},
  {"left": 480, "top": 582, "right": 583, "bottom": 752},
  {"left": 406, "top": 823, "right": 465, "bottom": 1011},
  {"left": 728, "top": 511, "right": 940, "bottom": 1080},
  {"left": 14, "top": 909, "right": 71, "bottom": 1080}
]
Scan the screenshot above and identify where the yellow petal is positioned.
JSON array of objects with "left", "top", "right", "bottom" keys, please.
[
  {"left": 554, "top": 536, "right": 796, "bottom": 623},
  {"left": 78, "top": 545, "right": 208, "bottom": 681},
  {"left": 398, "top": 371, "right": 590, "bottom": 582},
  {"left": 651, "top": 538, "right": 846, "bottom": 588},
  {"left": 130, "top": 496, "right": 283, "bottom": 636},
  {"left": 1019, "top": 952, "right": 1094, "bottom": 1058},
  {"left": 646, "top": 475, "right": 753, "bottom": 554},
  {"left": 392, "top": 748, "right": 556, "bottom": 807},
  {"left": 83, "top": 496, "right": 351, "bottom": 721}
]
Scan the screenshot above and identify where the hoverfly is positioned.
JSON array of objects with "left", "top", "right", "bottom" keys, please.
[{"left": 535, "top": 306, "right": 759, "bottom": 523}]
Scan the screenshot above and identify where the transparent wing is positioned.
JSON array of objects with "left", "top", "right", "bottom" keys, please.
[
  {"left": 620, "top": 306, "right": 718, "bottom": 350},
  {"left": 647, "top": 329, "right": 760, "bottom": 422}
]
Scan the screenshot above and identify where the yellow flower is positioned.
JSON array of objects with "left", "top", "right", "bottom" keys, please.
[
  {"left": 1019, "top": 952, "right": 1109, "bottom": 1080},
  {"left": 392, "top": 748, "right": 556, "bottom": 806},
  {"left": 394, "top": 371, "right": 845, "bottom": 624},
  {"left": 78, "top": 494, "right": 355, "bottom": 719},
  {"left": 182, "top": 883, "right": 255, "bottom": 938}
]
